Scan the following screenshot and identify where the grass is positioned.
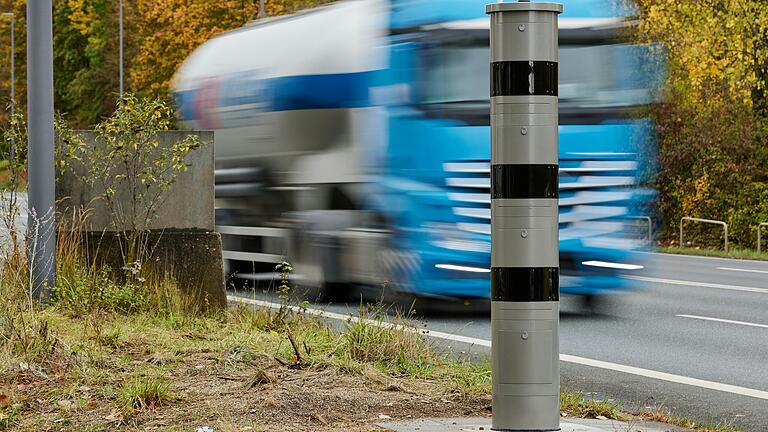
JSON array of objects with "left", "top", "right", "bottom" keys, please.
[
  {"left": 641, "top": 408, "right": 745, "bottom": 432},
  {"left": 560, "top": 390, "right": 623, "bottom": 420},
  {"left": 659, "top": 246, "right": 768, "bottom": 261},
  {"left": 119, "top": 374, "right": 171, "bottom": 414},
  {"left": 0, "top": 297, "right": 746, "bottom": 431}
]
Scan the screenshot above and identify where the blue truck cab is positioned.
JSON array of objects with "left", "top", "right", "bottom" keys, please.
[{"left": 371, "top": 0, "right": 651, "bottom": 298}]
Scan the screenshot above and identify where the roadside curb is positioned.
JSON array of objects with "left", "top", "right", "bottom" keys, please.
[{"left": 376, "top": 417, "right": 693, "bottom": 432}]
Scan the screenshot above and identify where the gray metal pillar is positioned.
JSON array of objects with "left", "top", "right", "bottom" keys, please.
[
  {"left": 486, "top": 2, "right": 562, "bottom": 430},
  {"left": 27, "top": 0, "right": 56, "bottom": 302}
]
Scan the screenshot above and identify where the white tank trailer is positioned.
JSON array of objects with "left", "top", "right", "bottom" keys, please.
[{"left": 173, "top": 0, "right": 392, "bottom": 297}]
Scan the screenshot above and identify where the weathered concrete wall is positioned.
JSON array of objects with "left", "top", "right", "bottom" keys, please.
[
  {"left": 57, "top": 131, "right": 215, "bottom": 232},
  {"left": 56, "top": 131, "right": 225, "bottom": 308},
  {"left": 82, "top": 230, "right": 226, "bottom": 309}
]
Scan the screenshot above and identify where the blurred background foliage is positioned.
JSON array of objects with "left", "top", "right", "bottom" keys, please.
[{"left": 635, "top": 0, "right": 768, "bottom": 248}]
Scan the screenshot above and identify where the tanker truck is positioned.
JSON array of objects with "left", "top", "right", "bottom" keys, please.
[{"left": 172, "top": 0, "right": 653, "bottom": 305}]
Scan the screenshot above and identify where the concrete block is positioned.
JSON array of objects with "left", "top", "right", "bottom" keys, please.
[{"left": 56, "top": 131, "right": 225, "bottom": 309}]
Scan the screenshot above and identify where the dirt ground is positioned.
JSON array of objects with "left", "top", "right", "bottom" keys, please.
[{"left": 4, "top": 347, "right": 491, "bottom": 431}]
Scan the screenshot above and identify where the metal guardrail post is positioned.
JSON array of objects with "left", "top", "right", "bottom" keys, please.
[
  {"left": 758, "top": 222, "right": 768, "bottom": 254},
  {"left": 680, "top": 217, "right": 729, "bottom": 253},
  {"left": 627, "top": 216, "right": 652, "bottom": 245}
]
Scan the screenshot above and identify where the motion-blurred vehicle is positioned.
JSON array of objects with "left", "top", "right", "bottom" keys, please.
[{"left": 172, "top": 0, "right": 653, "bottom": 303}]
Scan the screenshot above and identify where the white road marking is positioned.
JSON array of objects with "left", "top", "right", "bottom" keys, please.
[
  {"left": 677, "top": 314, "right": 768, "bottom": 329},
  {"left": 621, "top": 275, "right": 768, "bottom": 294},
  {"left": 717, "top": 267, "right": 768, "bottom": 275},
  {"left": 558, "top": 355, "right": 768, "bottom": 401},
  {"left": 227, "top": 295, "right": 768, "bottom": 401},
  {"left": 582, "top": 260, "right": 644, "bottom": 270}
]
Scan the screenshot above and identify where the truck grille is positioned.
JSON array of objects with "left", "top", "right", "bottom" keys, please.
[{"left": 444, "top": 159, "right": 637, "bottom": 241}]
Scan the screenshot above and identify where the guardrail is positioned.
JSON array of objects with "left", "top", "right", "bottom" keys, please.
[
  {"left": 626, "top": 216, "right": 652, "bottom": 246},
  {"left": 759, "top": 222, "right": 768, "bottom": 254},
  {"left": 680, "top": 217, "right": 729, "bottom": 252}
]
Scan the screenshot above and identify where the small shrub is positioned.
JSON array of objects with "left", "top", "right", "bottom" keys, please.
[
  {"left": 60, "top": 95, "right": 205, "bottom": 277},
  {"left": 0, "top": 311, "right": 59, "bottom": 363},
  {"left": 119, "top": 374, "right": 170, "bottom": 414},
  {"left": 342, "top": 307, "right": 434, "bottom": 375}
]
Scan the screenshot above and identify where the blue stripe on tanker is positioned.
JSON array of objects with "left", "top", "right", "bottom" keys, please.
[{"left": 174, "top": 71, "right": 376, "bottom": 123}]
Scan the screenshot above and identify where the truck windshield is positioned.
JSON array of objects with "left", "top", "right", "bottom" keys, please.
[{"left": 419, "top": 43, "right": 653, "bottom": 114}]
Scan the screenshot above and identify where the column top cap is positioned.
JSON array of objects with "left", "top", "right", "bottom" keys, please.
[{"left": 485, "top": 2, "right": 563, "bottom": 15}]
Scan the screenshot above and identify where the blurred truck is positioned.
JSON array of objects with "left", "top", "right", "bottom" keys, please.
[{"left": 172, "top": 0, "right": 653, "bottom": 304}]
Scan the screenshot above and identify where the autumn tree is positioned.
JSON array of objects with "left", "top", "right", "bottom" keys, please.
[
  {"left": 635, "top": 0, "right": 768, "bottom": 247},
  {"left": 54, "top": 0, "right": 138, "bottom": 127}
]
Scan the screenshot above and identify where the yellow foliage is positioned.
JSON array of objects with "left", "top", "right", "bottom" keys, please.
[
  {"left": 636, "top": 0, "right": 768, "bottom": 112},
  {"left": 67, "top": 0, "right": 95, "bottom": 36},
  {"left": 682, "top": 174, "right": 714, "bottom": 217}
]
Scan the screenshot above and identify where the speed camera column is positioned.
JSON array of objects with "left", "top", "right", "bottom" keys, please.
[{"left": 486, "top": 2, "right": 563, "bottom": 431}]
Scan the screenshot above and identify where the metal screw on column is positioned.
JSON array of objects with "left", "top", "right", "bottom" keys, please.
[{"left": 486, "top": 1, "right": 562, "bottom": 431}]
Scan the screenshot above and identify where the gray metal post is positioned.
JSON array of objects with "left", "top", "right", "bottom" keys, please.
[
  {"left": 486, "top": 2, "right": 562, "bottom": 430},
  {"left": 119, "top": 0, "right": 124, "bottom": 97},
  {"left": 259, "top": 0, "right": 265, "bottom": 19},
  {"left": 27, "top": 0, "right": 56, "bottom": 301}
]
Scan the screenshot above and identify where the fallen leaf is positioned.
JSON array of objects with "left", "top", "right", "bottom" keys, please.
[
  {"left": 149, "top": 400, "right": 156, "bottom": 412},
  {"left": 595, "top": 415, "right": 608, "bottom": 420},
  {"left": 105, "top": 411, "right": 123, "bottom": 422},
  {"left": 79, "top": 386, "right": 92, "bottom": 392},
  {"left": 87, "top": 401, "right": 98, "bottom": 409},
  {"left": 378, "top": 414, "right": 392, "bottom": 419},
  {"left": 57, "top": 399, "right": 74, "bottom": 409},
  {"left": 0, "top": 395, "right": 8, "bottom": 408}
]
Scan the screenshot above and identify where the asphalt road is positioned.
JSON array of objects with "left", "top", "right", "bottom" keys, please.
[{"left": 233, "top": 253, "right": 768, "bottom": 431}]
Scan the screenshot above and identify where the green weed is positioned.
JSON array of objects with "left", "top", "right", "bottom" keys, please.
[
  {"left": 560, "top": 390, "right": 624, "bottom": 420},
  {"left": 119, "top": 374, "right": 171, "bottom": 414}
]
